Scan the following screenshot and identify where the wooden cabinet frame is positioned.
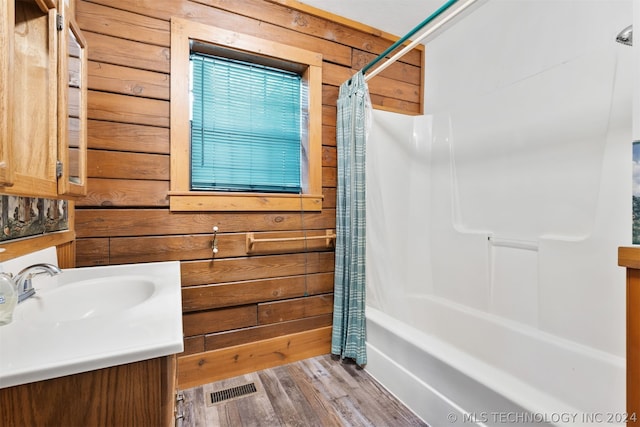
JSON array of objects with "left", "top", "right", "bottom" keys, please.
[
  {"left": 0, "top": 0, "right": 14, "bottom": 187},
  {"left": 0, "top": 0, "right": 87, "bottom": 199},
  {"left": 1, "top": 3, "right": 59, "bottom": 198},
  {"left": 35, "top": 0, "right": 57, "bottom": 12},
  {"left": 0, "top": 0, "right": 84, "bottom": 262}
]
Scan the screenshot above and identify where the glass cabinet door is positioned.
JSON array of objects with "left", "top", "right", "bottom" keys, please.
[{"left": 57, "top": 8, "right": 87, "bottom": 196}]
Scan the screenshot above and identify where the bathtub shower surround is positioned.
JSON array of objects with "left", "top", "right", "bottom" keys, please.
[
  {"left": 364, "top": 0, "right": 631, "bottom": 425},
  {"left": 0, "top": 195, "right": 68, "bottom": 241}
]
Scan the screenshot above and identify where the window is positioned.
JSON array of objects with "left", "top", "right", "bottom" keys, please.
[
  {"left": 190, "top": 53, "right": 303, "bottom": 193},
  {"left": 170, "top": 18, "right": 323, "bottom": 211}
]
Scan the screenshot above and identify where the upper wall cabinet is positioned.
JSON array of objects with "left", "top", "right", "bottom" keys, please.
[
  {"left": 2, "top": 0, "right": 59, "bottom": 198},
  {"left": 0, "top": 0, "right": 86, "bottom": 199},
  {"left": 57, "top": 4, "right": 87, "bottom": 196}
]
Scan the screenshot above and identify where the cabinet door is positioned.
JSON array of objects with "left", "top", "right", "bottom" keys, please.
[
  {"left": 0, "top": 0, "right": 14, "bottom": 187},
  {"left": 0, "top": 3, "right": 59, "bottom": 198},
  {"left": 57, "top": 8, "right": 87, "bottom": 197}
]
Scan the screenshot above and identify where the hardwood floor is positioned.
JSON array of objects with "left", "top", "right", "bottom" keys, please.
[{"left": 177, "top": 354, "right": 428, "bottom": 427}]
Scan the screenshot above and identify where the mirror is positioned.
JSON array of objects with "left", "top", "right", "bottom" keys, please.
[{"left": 58, "top": 11, "right": 87, "bottom": 196}]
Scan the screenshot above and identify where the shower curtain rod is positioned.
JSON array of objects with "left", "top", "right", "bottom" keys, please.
[{"left": 360, "top": 0, "right": 482, "bottom": 82}]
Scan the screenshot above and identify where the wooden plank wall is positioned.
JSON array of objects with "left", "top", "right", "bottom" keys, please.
[{"left": 74, "top": 0, "right": 423, "bottom": 385}]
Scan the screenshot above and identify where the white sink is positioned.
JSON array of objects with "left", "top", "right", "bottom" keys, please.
[
  {"left": 18, "top": 276, "right": 156, "bottom": 323},
  {"left": 0, "top": 254, "right": 183, "bottom": 389}
]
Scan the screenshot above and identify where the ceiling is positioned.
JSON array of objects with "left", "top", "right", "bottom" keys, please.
[{"left": 297, "top": 0, "right": 446, "bottom": 39}]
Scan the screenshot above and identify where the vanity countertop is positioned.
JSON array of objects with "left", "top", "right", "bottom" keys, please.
[{"left": 0, "top": 260, "right": 183, "bottom": 389}]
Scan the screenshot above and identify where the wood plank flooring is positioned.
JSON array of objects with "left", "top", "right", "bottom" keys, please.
[{"left": 177, "top": 354, "right": 428, "bottom": 427}]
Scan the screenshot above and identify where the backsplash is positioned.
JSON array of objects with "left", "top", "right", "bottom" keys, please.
[{"left": 0, "top": 196, "right": 69, "bottom": 242}]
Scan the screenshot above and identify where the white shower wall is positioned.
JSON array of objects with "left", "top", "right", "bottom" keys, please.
[{"left": 365, "top": 0, "right": 631, "bottom": 419}]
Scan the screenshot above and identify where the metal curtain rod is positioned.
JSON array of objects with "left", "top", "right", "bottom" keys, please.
[
  {"left": 362, "top": 0, "right": 459, "bottom": 76},
  {"left": 361, "top": 0, "right": 482, "bottom": 82}
]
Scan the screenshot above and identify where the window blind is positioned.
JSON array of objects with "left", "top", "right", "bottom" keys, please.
[{"left": 190, "top": 53, "right": 302, "bottom": 193}]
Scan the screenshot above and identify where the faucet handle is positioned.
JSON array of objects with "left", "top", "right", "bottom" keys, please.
[
  {"left": 14, "top": 263, "right": 62, "bottom": 303},
  {"left": 17, "top": 286, "right": 36, "bottom": 303}
]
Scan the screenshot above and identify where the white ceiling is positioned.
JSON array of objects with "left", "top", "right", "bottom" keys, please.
[{"left": 298, "top": 0, "right": 446, "bottom": 39}]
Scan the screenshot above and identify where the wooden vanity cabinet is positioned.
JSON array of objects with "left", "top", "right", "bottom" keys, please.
[{"left": 0, "top": 355, "right": 178, "bottom": 427}]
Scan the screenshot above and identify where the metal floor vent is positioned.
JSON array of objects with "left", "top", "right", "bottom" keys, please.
[{"left": 210, "top": 382, "right": 257, "bottom": 404}]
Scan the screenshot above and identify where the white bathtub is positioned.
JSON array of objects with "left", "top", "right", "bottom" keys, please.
[{"left": 364, "top": 298, "right": 625, "bottom": 427}]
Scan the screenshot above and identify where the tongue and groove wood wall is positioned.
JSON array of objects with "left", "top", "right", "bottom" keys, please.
[{"left": 73, "top": 0, "right": 423, "bottom": 386}]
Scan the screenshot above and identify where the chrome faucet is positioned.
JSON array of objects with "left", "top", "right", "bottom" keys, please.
[{"left": 13, "top": 263, "right": 62, "bottom": 303}]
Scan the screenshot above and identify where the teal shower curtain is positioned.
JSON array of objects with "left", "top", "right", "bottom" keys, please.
[{"left": 331, "top": 71, "right": 371, "bottom": 366}]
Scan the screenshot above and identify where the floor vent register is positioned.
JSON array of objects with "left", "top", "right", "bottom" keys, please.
[{"left": 209, "top": 382, "right": 258, "bottom": 405}]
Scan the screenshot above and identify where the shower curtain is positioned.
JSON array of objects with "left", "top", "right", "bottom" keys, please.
[{"left": 331, "top": 71, "right": 371, "bottom": 366}]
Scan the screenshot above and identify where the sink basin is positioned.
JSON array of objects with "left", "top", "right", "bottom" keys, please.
[
  {"left": 18, "top": 276, "right": 156, "bottom": 323},
  {"left": 0, "top": 254, "right": 183, "bottom": 389}
]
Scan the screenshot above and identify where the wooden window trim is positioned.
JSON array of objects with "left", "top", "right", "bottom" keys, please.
[{"left": 169, "top": 18, "right": 323, "bottom": 212}]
